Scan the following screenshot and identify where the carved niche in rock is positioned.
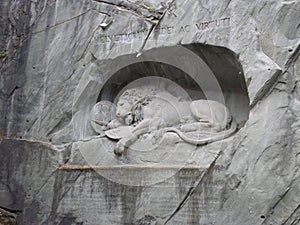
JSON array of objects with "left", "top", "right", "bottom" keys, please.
[{"left": 91, "top": 84, "right": 237, "bottom": 155}]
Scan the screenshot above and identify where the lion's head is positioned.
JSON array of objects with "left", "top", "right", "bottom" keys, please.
[{"left": 116, "top": 87, "right": 157, "bottom": 126}]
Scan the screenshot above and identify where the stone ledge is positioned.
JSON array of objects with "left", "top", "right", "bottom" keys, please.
[{"left": 58, "top": 164, "right": 208, "bottom": 170}]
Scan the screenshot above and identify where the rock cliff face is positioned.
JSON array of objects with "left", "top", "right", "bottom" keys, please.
[{"left": 0, "top": 0, "right": 300, "bottom": 224}]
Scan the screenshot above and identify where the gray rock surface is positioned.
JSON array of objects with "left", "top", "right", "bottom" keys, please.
[{"left": 0, "top": 0, "right": 300, "bottom": 224}]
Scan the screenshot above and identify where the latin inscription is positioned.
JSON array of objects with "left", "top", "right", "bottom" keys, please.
[{"left": 97, "top": 17, "right": 230, "bottom": 43}]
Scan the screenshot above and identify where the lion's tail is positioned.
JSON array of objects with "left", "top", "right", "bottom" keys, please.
[{"left": 165, "top": 120, "right": 237, "bottom": 145}]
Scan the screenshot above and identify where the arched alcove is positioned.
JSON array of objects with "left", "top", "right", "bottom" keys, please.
[
  {"left": 98, "top": 61, "right": 205, "bottom": 102},
  {"left": 70, "top": 42, "right": 251, "bottom": 184},
  {"left": 97, "top": 44, "right": 249, "bottom": 127}
]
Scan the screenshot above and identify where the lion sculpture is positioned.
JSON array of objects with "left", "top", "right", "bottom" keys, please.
[{"left": 105, "top": 86, "right": 237, "bottom": 155}]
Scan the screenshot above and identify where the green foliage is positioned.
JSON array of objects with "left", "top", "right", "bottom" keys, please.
[
  {"left": 0, "top": 51, "right": 6, "bottom": 58},
  {"left": 147, "top": 7, "right": 156, "bottom": 13},
  {"left": 140, "top": 3, "right": 158, "bottom": 14}
]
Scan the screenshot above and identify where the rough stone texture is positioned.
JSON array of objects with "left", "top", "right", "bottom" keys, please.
[{"left": 0, "top": 0, "right": 300, "bottom": 224}]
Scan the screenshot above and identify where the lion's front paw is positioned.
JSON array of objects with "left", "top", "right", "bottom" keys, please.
[
  {"left": 114, "top": 140, "right": 126, "bottom": 155},
  {"left": 107, "top": 119, "right": 123, "bottom": 129}
]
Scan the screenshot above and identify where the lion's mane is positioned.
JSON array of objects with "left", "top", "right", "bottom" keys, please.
[{"left": 118, "top": 86, "right": 158, "bottom": 126}]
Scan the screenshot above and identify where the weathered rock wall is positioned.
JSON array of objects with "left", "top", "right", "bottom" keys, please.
[{"left": 0, "top": 0, "right": 300, "bottom": 224}]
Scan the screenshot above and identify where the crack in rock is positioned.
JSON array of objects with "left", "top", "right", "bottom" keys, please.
[
  {"left": 161, "top": 160, "right": 218, "bottom": 225},
  {"left": 252, "top": 42, "right": 300, "bottom": 108}
]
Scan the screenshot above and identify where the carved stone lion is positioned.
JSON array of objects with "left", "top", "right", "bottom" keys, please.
[{"left": 105, "top": 86, "right": 237, "bottom": 155}]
